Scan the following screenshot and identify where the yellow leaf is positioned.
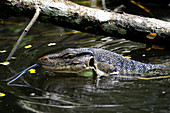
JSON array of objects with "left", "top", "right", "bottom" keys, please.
[
  {"left": 0, "top": 61, "right": 10, "bottom": 65},
  {"left": 124, "top": 56, "right": 132, "bottom": 59},
  {"left": 0, "top": 50, "right": 6, "bottom": 53},
  {"left": 130, "top": 0, "right": 152, "bottom": 15},
  {"left": 146, "top": 47, "right": 151, "bottom": 51},
  {"left": 24, "top": 45, "right": 32, "bottom": 49},
  {"left": 130, "top": 0, "right": 136, "bottom": 4},
  {"left": 74, "top": 31, "right": 81, "bottom": 33},
  {"left": 0, "top": 92, "right": 5, "bottom": 97},
  {"left": 146, "top": 33, "right": 157, "bottom": 39},
  {"left": 122, "top": 50, "right": 131, "bottom": 53},
  {"left": 151, "top": 45, "right": 164, "bottom": 50},
  {"left": 48, "top": 43, "right": 56, "bottom": 46},
  {"left": 112, "top": 81, "right": 119, "bottom": 83},
  {"left": 85, "top": 26, "right": 91, "bottom": 30},
  {"left": 29, "top": 69, "right": 36, "bottom": 73}
]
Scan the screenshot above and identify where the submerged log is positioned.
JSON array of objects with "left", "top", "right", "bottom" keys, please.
[{"left": 0, "top": 0, "right": 170, "bottom": 46}]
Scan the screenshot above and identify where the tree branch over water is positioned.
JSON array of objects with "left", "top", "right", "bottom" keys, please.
[{"left": 1, "top": 0, "right": 170, "bottom": 46}]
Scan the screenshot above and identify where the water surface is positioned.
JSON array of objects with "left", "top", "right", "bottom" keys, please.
[{"left": 0, "top": 0, "right": 170, "bottom": 113}]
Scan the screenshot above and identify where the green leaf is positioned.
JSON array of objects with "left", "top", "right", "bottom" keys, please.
[{"left": 83, "top": 71, "right": 93, "bottom": 77}]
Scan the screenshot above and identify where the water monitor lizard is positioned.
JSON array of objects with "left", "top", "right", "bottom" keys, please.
[
  {"left": 5, "top": 48, "right": 169, "bottom": 87},
  {"left": 38, "top": 48, "right": 168, "bottom": 77}
]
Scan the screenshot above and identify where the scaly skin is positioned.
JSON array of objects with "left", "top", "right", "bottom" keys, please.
[{"left": 38, "top": 48, "right": 167, "bottom": 76}]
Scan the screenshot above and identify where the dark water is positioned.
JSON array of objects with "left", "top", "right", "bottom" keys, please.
[{"left": 0, "top": 0, "right": 170, "bottom": 113}]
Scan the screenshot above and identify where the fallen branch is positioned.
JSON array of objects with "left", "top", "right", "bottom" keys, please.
[
  {"left": 1, "top": 0, "right": 170, "bottom": 46},
  {"left": 6, "top": 5, "right": 41, "bottom": 61}
]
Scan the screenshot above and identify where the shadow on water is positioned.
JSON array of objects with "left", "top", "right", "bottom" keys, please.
[{"left": 0, "top": 0, "right": 170, "bottom": 113}]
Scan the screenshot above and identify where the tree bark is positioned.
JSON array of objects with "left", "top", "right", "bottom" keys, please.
[{"left": 1, "top": 0, "right": 170, "bottom": 46}]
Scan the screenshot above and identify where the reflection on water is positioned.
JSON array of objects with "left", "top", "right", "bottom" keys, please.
[{"left": 0, "top": 2, "right": 170, "bottom": 113}]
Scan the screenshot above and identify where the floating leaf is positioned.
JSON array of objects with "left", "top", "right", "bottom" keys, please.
[
  {"left": 0, "top": 61, "right": 10, "bottom": 66},
  {"left": 28, "top": 69, "right": 36, "bottom": 73},
  {"left": 112, "top": 81, "right": 119, "bottom": 83},
  {"left": 48, "top": 43, "right": 56, "bottom": 46},
  {"left": 83, "top": 71, "right": 93, "bottom": 77},
  {"left": 0, "top": 92, "right": 5, "bottom": 97},
  {"left": 16, "top": 36, "right": 33, "bottom": 49},
  {"left": 85, "top": 26, "right": 91, "bottom": 30},
  {"left": 124, "top": 56, "right": 132, "bottom": 59},
  {"left": 146, "top": 45, "right": 164, "bottom": 51},
  {"left": 62, "top": 31, "right": 81, "bottom": 35},
  {"left": 146, "top": 33, "right": 157, "bottom": 39},
  {"left": 0, "top": 50, "right": 6, "bottom": 53},
  {"left": 122, "top": 50, "right": 131, "bottom": 53},
  {"left": 146, "top": 48, "right": 151, "bottom": 51},
  {"left": 24, "top": 45, "right": 32, "bottom": 49},
  {"left": 151, "top": 45, "right": 164, "bottom": 50},
  {"left": 130, "top": 0, "right": 152, "bottom": 15},
  {"left": 11, "top": 57, "right": 17, "bottom": 59}
]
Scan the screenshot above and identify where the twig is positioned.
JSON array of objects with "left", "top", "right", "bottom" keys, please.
[
  {"left": 102, "top": 0, "right": 107, "bottom": 10},
  {"left": 114, "top": 5, "right": 125, "bottom": 12},
  {"left": 6, "top": 5, "right": 41, "bottom": 61}
]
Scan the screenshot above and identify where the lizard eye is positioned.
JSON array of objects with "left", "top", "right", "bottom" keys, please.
[
  {"left": 89, "top": 58, "right": 96, "bottom": 69},
  {"left": 63, "top": 54, "right": 75, "bottom": 59},
  {"left": 67, "top": 55, "right": 74, "bottom": 59}
]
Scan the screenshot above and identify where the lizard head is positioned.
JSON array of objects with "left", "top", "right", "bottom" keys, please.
[{"left": 38, "top": 48, "right": 97, "bottom": 75}]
